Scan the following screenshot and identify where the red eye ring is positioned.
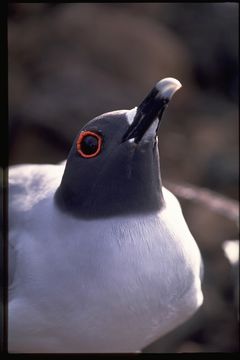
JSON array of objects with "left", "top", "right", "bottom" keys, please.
[{"left": 76, "top": 131, "right": 103, "bottom": 158}]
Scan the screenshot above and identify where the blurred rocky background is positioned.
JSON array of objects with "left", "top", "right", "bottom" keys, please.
[{"left": 8, "top": 3, "right": 239, "bottom": 353}]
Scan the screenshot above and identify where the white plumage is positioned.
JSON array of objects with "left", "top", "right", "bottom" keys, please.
[{"left": 8, "top": 162, "right": 203, "bottom": 353}]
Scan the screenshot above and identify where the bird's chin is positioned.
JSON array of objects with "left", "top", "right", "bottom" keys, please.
[
  {"left": 141, "top": 118, "right": 159, "bottom": 142},
  {"left": 125, "top": 118, "right": 159, "bottom": 147},
  {"left": 126, "top": 137, "right": 159, "bottom": 154}
]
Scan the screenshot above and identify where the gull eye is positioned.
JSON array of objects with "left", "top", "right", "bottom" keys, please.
[{"left": 76, "top": 131, "right": 103, "bottom": 158}]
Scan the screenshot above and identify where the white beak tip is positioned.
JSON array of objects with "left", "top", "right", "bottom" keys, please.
[{"left": 155, "top": 77, "right": 182, "bottom": 100}]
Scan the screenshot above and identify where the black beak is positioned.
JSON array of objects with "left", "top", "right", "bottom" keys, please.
[{"left": 122, "top": 78, "right": 182, "bottom": 144}]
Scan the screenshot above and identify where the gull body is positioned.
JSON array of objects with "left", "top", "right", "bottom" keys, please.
[{"left": 8, "top": 78, "right": 203, "bottom": 353}]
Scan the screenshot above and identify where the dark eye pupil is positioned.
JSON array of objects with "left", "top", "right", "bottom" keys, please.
[{"left": 81, "top": 135, "right": 99, "bottom": 155}]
